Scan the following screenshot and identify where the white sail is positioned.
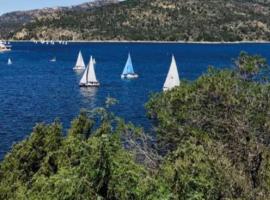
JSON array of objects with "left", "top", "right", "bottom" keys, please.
[
  {"left": 7, "top": 58, "right": 12, "bottom": 65},
  {"left": 80, "top": 65, "right": 88, "bottom": 85},
  {"left": 87, "top": 56, "right": 98, "bottom": 83},
  {"left": 74, "top": 51, "right": 85, "bottom": 70},
  {"left": 163, "top": 55, "right": 180, "bottom": 91}
]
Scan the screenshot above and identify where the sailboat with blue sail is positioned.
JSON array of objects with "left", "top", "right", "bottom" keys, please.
[{"left": 121, "top": 53, "right": 139, "bottom": 79}]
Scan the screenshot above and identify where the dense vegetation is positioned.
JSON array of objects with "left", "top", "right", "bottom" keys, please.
[
  {"left": 1, "top": 53, "right": 270, "bottom": 199},
  {"left": 8, "top": 0, "right": 270, "bottom": 41}
]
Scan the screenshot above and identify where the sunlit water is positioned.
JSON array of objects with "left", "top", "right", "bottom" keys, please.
[{"left": 1, "top": 42, "right": 270, "bottom": 159}]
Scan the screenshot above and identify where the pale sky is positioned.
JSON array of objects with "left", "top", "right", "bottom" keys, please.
[{"left": 0, "top": 0, "right": 90, "bottom": 15}]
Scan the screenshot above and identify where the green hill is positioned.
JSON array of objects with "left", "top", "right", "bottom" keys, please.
[{"left": 6, "top": 0, "right": 270, "bottom": 41}]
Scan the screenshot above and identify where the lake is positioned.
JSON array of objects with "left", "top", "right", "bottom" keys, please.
[{"left": 0, "top": 42, "right": 270, "bottom": 159}]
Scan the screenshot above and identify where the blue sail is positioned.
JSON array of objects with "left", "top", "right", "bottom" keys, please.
[{"left": 122, "top": 54, "right": 135, "bottom": 75}]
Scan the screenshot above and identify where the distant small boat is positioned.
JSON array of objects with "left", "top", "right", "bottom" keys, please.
[
  {"left": 50, "top": 57, "right": 56, "bottom": 62},
  {"left": 0, "top": 41, "right": 11, "bottom": 52},
  {"left": 163, "top": 55, "right": 180, "bottom": 91},
  {"left": 7, "top": 58, "right": 12, "bottom": 65},
  {"left": 73, "top": 51, "right": 86, "bottom": 70},
  {"left": 80, "top": 56, "right": 100, "bottom": 87},
  {"left": 121, "top": 53, "right": 139, "bottom": 79}
]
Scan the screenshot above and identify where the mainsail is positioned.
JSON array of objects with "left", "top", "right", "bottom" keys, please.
[
  {"left": 122, "top": 54, "right": 135, "bottom": 75},
  {"left": 163, "top": 55, "right": 180, "bottom": 91},
  {"left": 80, "top": 65, "right": 88, "bottom": 85},
  {"left": 74, "top": 51, "right": 85, "bottom": 70},
  {"left": 87, "top": 56, "right": 98, "bottom": 83}
]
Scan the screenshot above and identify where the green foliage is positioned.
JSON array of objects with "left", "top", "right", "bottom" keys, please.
[
  {"left": 0, "top": 109, "right": 166, "bottom": 199},
  {"left": 0, "top": 121, "right": 62, "bottom": 199},
  {"left": 235, "top": 51, "right": 268, "bottom": 80},
  {"left": 68, "top": 111, "right": 93, "bottom": 139},
  {"left": 146, "top": 53, "right": 270, "bottom": 199},
  {"left": 160, "top": 134, "right": 250, "bottom": 199}
]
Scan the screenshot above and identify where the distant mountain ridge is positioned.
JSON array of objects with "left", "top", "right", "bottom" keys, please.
[
  {"left": 0, "top": 0, "right": 119, "bottom": 39},
  {"left": 1, "top": 0, "right": 270, "bottom": 42}
]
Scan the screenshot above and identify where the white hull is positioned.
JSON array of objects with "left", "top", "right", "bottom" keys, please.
[
  {"left": 80, "top": 82, "right": 100, "bottom": 87},
  {"left": 0, "top": 48, "right": 11, "bottom": 52},
  {"left": 0, "top": 41, "right": 12, "bottom": 52},
  {"left": 73, "top": 66, "right": 85, "bottom": 70},
  {"left": 121, "top": 73, "right": 139, "bottom": 79}
]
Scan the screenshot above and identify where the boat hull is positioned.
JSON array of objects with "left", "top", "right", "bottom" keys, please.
[
  {"left": 121, "top": 73, "right": 139, "bottom": 79},
  {"left": 0, "top": 48, "right": 11, "bottom": 53},
  {"left": 79, "top": 82, "right": 100, "bottom": 87},
  {"left": 73, "top": 67, "right": 86, "bottom": 70}
]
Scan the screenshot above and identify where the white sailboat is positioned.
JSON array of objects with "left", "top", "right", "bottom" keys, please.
[
  {"left": 7, "top": 58, "right": 12, "bottom": 65},
  {"left": 73, "top": 51, "right": 86, "bottom": 70},
  {"left": 163, "top": 55, "right": 180, "bottom": 91},
  {"left": 79, "top": 56, "right": 100, "bottom": 87},
  {"left": 121, "top": 53, "right": 139, "bottom": 79}
]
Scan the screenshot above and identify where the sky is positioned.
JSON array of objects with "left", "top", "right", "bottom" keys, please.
[{"left": 0, "top": 0, "right": 90, "bottom": 15}]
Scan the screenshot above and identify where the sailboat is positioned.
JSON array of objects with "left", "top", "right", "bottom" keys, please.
[
  {"left": 79, "top": 56, "right": 100, "bottom": 87},
  {"left": 121, "top": 53, "right": 139, "bottom": 79},
  {"left": 73, "top": 51, "right": 86, "bottom": 70},
  {"left": 163, "top": 55, "right": 180, "bottom": 91},
  {"left": 0, "top": 41, "right": 11, "bottom": 52},
  {"left": 50, "top": 57, "right": 56, "bottom": 62},
  {"left": 7, "top": 58, "right": 12, "bottom": 65}
]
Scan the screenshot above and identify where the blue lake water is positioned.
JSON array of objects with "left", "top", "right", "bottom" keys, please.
[{"left": 1, "top": 42, "right": 270, "bottom": 159}]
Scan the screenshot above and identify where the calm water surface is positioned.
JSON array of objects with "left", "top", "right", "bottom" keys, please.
[{"left": 1, "top": 42, "right": 270, "bottom": 158}]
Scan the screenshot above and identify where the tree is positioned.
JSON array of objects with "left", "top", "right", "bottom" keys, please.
[
  {"left": 235, "top": 51, "right": 268, "bottom": 81},
  {"left": 146, "top": 53, "right": 270, "bottom": 199}
]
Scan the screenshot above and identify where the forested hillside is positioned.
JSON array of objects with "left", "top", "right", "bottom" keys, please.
[
  {"left": 0, "top": 53, "right": 270, "bottom": 199},
  {"left": 0, "top": 0, "right": 118, "bottom": 40},
  {"left": 6, "top": 0, "right": 270, "bottom": 41}
]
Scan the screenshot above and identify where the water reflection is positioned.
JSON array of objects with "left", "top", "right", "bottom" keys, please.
[
  {"left": 80, "top": 87, "right": 98, "bottom": 109},
  {"left": 74, "top": 69, "right": 84, "bottom": 75}
]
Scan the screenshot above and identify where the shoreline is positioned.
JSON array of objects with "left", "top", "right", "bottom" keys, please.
[{"left": 5, "top": 39, "right": 270, "bottom": 44}]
